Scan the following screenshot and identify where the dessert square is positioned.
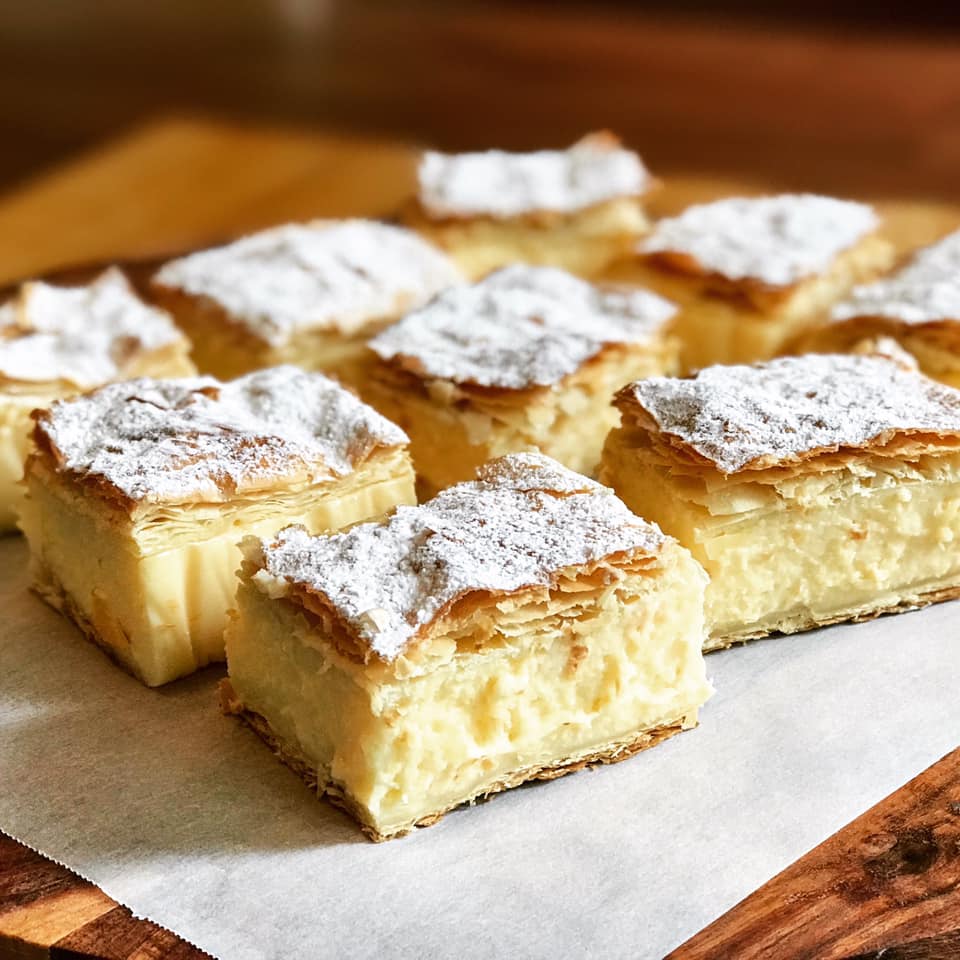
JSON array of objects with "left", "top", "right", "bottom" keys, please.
[
  {"left": 21, "top": 366, "right": 415, "bottom": 686},
  {"left": 363, "top": 264, "right": 678, "bottom": 497},
  {"left": 0, "top": 268, "right": 194, "bottom": 533},
  {"left": 626, "top": 194, "right": 894, "bottom": 371},
  {"left": 404, "top": 132, "right": 653, "bottom": 279},
  {"left": 800, "top": 228, "right": 960, "bottom": 387},
  {"left": 151, "top": 219, "right": 462, "bottom": 383},
  {"left": 223, "top": 452, "right": 712, "bottom": 841},
  {"left": 600, "top": 354, "right": 960, "bottom": 649}
]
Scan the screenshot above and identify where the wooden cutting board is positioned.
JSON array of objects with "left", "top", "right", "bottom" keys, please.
[{"left": 1, "top": 117, "right": 959, "bottom": 960}]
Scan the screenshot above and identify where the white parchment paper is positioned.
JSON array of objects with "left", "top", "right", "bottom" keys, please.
[{"left": 1, "top": 535, "right": 958, "bottom": 960}]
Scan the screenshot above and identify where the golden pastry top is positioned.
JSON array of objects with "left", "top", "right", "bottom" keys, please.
[
  {"left": 831, "top": 228, "right": 960, "bottom": 326},
  {"left": 614, "top": 354, "right": 960, "bottom": 476},
  {"left": 639, "top": 194, "right": 879, "bottom": 288},
  {"left": 0, "top": 268, "right": 188, "bottom": 390},
  {"left": 31, "top": 365, "right": 408, "bottom": 508},
  {"left": 152, "top": 220, "right": 462, "bottom": 346},
  {"left": 243, "top": 452, "right": 668, "bottom": 663},
  {"left": 369, "top": 265, "right": 675, "bottom": 389},
  {"left": 416, "top": 132, "right": 651, "bottom": 220}
]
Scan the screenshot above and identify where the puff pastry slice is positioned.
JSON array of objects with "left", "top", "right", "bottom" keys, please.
[
  {"left": 363, "top": 264, "right": 678, "bottom": 496},
  {"left": 403, "top": 132, "right": 653, "bottom": 279},
  {"left": 152, "top": 219, "right": 461, "bottom": 382},
  {"left": 0, "top": 268, "right": 194, "bottom": 533},
  {"left": 801, "top": 228, "right": 960, "bottom": 387},
  {"left": 600, "top": 354, "right": 960, "bottom": 648},
  {"left": 620, "top": 194, "right": 894, "bottom": 371},
  {"left": 21, "top": 365, "right": 415, "bottom": 685},
  {"left": 223, "top": 452, "right": 712, "bottom": 841}
]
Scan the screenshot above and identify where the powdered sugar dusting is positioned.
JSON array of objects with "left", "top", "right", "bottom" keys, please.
[
  {"left": 253, "top": 452, "right": 665, "bottom": 661},
  {"left": 0, "top": 268, "right": 186, "bottom": 388},
  {"left": 37, "top": 365, "right": 408, "bottom": 503},
  {"left": 640, "top": 194, "right": 879, "bottom": 286},
  {"left": 832, "top": 228, "right": 960, "bottom": 325},
  {"left": 369, "top": 265, "right": 675, "bottom": 388},
  {"left": 418, "top": 133, "right": 650, "bottom": 219},
  {"left": 153, "top": 220, "right": 462, "bottom": 346},
  {"left": 621, "top": 354, "right": 960, "bottom": 474}
]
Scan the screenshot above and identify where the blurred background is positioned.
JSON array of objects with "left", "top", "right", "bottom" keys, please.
[{"left": 3, "top": 0, "right": 960, "bottom": 201}]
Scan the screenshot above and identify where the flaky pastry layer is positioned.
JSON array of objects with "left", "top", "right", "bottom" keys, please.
[
  {"left": 612, "top": 354, "right": 960, "bottom": 477},
  {"left": 29, "top": 367, "right": 410, "bottom": 511}
]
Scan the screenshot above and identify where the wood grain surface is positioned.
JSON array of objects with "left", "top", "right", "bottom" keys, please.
[
  {"left": 1, "top": 118, "right": 959, "bottom": 960},
  {"left": 0, "top": 834, "right": 208, "bottom": 959},
  {"left": 670, "top": 748, "right": 960, "bottom": 960}
]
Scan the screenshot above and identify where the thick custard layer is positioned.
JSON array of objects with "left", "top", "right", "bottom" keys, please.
[
  {"left": 165, "top": 292, "right": 389, "bottom": 384},
  {"left": 225, "top": 542, "right": 711, "bottom": 839},
  {"left": 21, "top": 451, "right": 415, "bottom": 686},
  {"left": 0, "top": 391, "right": 58, "bottom": 532},
  {"left": 411, "top": 198, "right": 649, "bottom": 280},
  {"left": 602, "top": 429, "right": 960, "bottom": 647}
]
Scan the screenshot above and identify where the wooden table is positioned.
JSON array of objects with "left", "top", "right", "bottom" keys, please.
[{"left": 1, "top": 118, "right": 959, "bottom": 959}]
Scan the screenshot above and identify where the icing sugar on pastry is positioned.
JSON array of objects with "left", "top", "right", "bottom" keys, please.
[
  {"left": 0, "top": 268, "right": 185, "bottom": 388},
  {"left": 153, "top": 220, "right": 462, "bottom": 346},
  {"left": 34, "top": 365, "right": 408, "bottom": 504},
  {"left": 248, "top": 452, "right": 666, "bottom": 661},
  {"left": 640, "top": 194, "right": 879, "bottom": 287},
  {"left": 369, "top": 264, "right": 675, "bottom": 389},
  {"left": 619, "top": 354, "right": 960, "bottom": 474},
  {"left": 417, "top": 133, "right": 650, "bottom": 220},
  {"left": 832, "top": 228, "right": 960, "bottom": 324}
]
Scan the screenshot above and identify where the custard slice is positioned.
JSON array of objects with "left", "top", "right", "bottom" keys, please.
[
  {"left": 21, "top": 366, "right": 415, "bottom": 686},
  {"left": 152, "top": 220, "right": 462, "bottom": 382},
  {"left": 223, "top": 453, "right": 712, "bottom": 841},
  {"left": 624, "top": 194, "right": 894, "bottom": 371},
  {"left": 363, "top": 264, "right": 678, "bottom": 497},
  {"left": 600, "top": 354, "right": 960, "bottom": 648},
  {"left": 801, "top": 228, "right": 960, "bottom": 388},
  {"left": 404, "top": 132, "right": 653, "bottom": 279},
  {"left": 0, "top": 268, "right": 193, "bottom": 533}
]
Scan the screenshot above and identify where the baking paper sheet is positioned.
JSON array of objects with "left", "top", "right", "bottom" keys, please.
[{"left": 1, "top": 535, "right": 958, "bottom": 959}]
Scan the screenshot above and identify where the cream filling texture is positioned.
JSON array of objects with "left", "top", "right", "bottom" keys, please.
[
  {"left": 226, "top": 543, "right": 711, "bottom": 837},
  {"left": 412, "top": 198, "right": 649, "bottom": 280},
  {"left": 364, "top": 347, "right": 675, "bottom": 497},
  {"left": 601, "top": 431, "right": 960, "bottom": 646},
  {"left": 20, "top": 453, "right": 415, "bottom": 686},
  {"left": 0, "top": 391, "right": 58, "bottom": 532}
]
